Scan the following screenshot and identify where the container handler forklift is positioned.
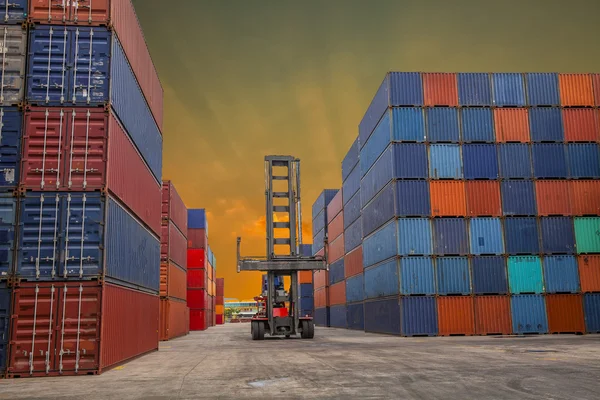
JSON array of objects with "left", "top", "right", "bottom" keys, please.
[{"left": 237, "top": 156, "right": 327, "bottom": 340}]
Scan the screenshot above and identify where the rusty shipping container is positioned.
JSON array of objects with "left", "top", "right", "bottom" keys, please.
[
  {"left": 162, "top": 181, "right": 188, "bottom": 237},
  {"left": 314, "top": 269, "right": 328, "bottom": 290},
  {"left": 546, "top": 294, "right": 586, "bottom": 334},
  {"left": 314, "top": 287, "right": 327, "bottom": 308},
  {"left": 423, "top": 73, "right": 458, "bottom": 106},
  {"left": 535, "top": 181, "right": 571, "bottom": 216},
  {"left": 329, "top": 281, "right": 346, "bottom": 306},
  {"left": 159, "top": 298, "right": 188, "bottom": 341},
  {"left": 494, "top": 108, "right": 530, "bottom": 142},
  {"left": 474, "top": 296, "right": 512, "bottom": 335},
  {"left": 579, "top": 255, "right": 600, "bottom": 292},
  {"left": 161, "top": 221, "right": 187, "bottom": 269},
  {"left": 344, "top": 246, "right": 363, "bottom": 279},
  {"left": 559, "top": 73, "right": 594, "bottom": 107},
  {"left": 160, "top": 262, "right": 187, "bottom": 301},
  {"left": 437, "top": 296, "right": 475, "bottom": 336},
  {"left": 562, "top": 109, "right": 599, "bottom": 142},
  {"left": 570, "top": 181, "right": 600, "bottom": 216},
  {"left": 466, "top": 181, "right": 502, "bottom": 217},
  {"left": 430, "top": 181, "right": 466, "bottom": 217}
]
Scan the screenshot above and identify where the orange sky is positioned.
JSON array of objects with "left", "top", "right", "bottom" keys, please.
[{"left": 132, "top": 0, "right": 600, "bottom": 300}]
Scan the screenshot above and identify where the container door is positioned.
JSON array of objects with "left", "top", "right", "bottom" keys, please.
[
  {"left": 0, "top": 0, "right": 27, "bottom": 23},
  {"left": 0, "top": 26, "right": 26, "bottom": 106},
  {"left": 0, "top": 108, "right": 22, "bottom": 188},
  {"left": 69, "top": 27, "right": 110, "bottom": 105},
  {"left": 71, "top": 0, "right": 110, "bottom": 25},
  {"left": 0, "top": 285, "right": 10, "bottom": 373},
  {"left": 0, "top": 194, "right": 16, "bottom": 277},
  {"left": 29, "top": 0, "right": 70, "bottom": 24}
]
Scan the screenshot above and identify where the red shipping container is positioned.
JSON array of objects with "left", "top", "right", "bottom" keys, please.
[
  {"left": 474, "top": 296, "right": 512, "bottom": 335},
  {"left": 430, "top": 181, "right": 466, "bottom": 217},
  {"left": 216, "top": 314, "right": 224, "bottom": 325},
  {"left": 216, "top": 278, "right": 224, "bottom": 297},
  {"left": 559, "top": 73, "right": 594, "bottom": 107},
  {"left": 298, "top": 271, "right": 313, "bottom": 284},
  {"left": 8, "top": 282, "right": 158, "bottom": 377},
  {"left": 423, "top": 73, "right": 458, "bottom": 106},
  {"left": 20, "top": 107, "right": 162, "bottom": 235},
  {"left": 187, "top": 288, "right": 208, "bottom": 309},
  {"left": 593, "top": 74, "right": 600, "bottom": 106},
  {"left": 578, "top": 255, "right": 600, "bottom": 292},
  {"left": 189, "top": 309, "right": 207, "bottom": 331},
  {"left": 535, "top": 180, "right": 572, "bottom": 216},
  {"left": 314, "top": 287, "right": 328, "bottom": 308},
  {"left": 344, "top": 246, "right": 363, "bottom": 278},
  {"left": 188, "top": 228, "right": 207, "bottom": 249},
  {"left": 466, "top": 181, "right": 502, "bottom": 217},
  {"left": 328, "top": 211, "right": 344, "bottom": 242},
  {"left": 162, "top": 181, "right": 188, "bottom": 237},
  {"left": 326, "top": 190, "right": 343, "bottom": 224},
  {"left": 329, "top": 281, "right": 346, "bottom": 306},
  {"left": 494, "top": 108, "right": 530, "bottom": 142},
  {"left": 187, "top": 249, "right": 206, "bottom": 268},
  {"left": 314, "top": 270, "right": 328, "bottom": 289},
  {"left": 327, "top": 234, "right": 344, "bottom": 264},
  {"left": 187, "top": 269, "right": 208, "bottom": 290},
  {"left": 562, "top": 109, "right": 599, "bottom": 142},
  {"left": 570, "top": 181, "right": 600, "bottom": 216},
  {"left": 159, "top": 298, "right": 188, "bottom": 341},
  {"left": 546, "top": 294, "right": 585, "bottom": 334},
  {"left": 216, "top": 296, "right": 224, "bottom": 306},
  {"left": 437, "top": 296, "right": 475, "bottom": 336},
  {"left": 185, "top": 307, "right": 190, "bottom": 334},
  {"left": 161, "top": 221, "right": 187, "bottom": 268},
  {"left": 160, "top": 262, "right": 187, "bottom": 301}
]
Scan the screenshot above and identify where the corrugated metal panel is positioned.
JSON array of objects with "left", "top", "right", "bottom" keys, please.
[
  {"left": 162, "top": 262, "right": 186, "bottom": 301},
  {"left": 188, "top": 209, "right": 207, "bottom": 230},
  {"left": 579, "top": 255, "right": 600, "bottom": 292},
  {"left": 160, "top": 298, "right": 188, "bottom": 341},
  {"left": 508, "top": 256, "right": 543, "bottom": 294},
  {"left": 511, "top": 294, "right": 548, "bottom": 334},
  {"left": 492, "top": 73, "right": 526, "bottom": 106},
  {"left": 326, "top": 190, "right": 343, "bottom": 225},
  {"left": 472, "top": 256, "right": 508, "bottom": 294},
  {"left": 0, "top": 194, "right": 16, "bottom": 278},
  {"left": 504, "top": 217, "right": 540, "bottom": 254},
  {"left": 535, "top": 181, "right": 571, "bottom": 216},
  {"left": 427, "top": 108, "right": 460, "bottom": 142},
  {"left": 562, "top": 109, "right": 599, "bottom": 142},
  {"left": 391, "top": 107, "right": 425, "bottom": 142},
  {"left": 461, "top": 108, "right": 494, "bottom": 143},
  {"left": 430, "top": 181, "right": 466, "bottom": 217},
  {"left": 393, "top": 143, "right": 428, "bottom": 179},
  {"left": 347, "top": 303, "right": 364, "bottom": 330},
  {"left": 470, "top": 218, "right": 504, "bottom": 255},
  {"left": 330, "top": 305, "right": 347, "bottom": 328},
  {"left": 389, "top": 72, "right": 423, "bottom": 107},
  {"left": 436, "top": 257, "right": 471, "bottom": 295},
  {"left": 475, "top": 296, "right": 512, "bottom": 335},
  {"left": 0, "top": 283, "right": 10, "bottom": 374},
  {"left": 532, "top": 143, "right": 568, "bottom": 178},
  {"left": 574, "top": 217, "right": 600, "bottom": 254},
  {"left": 437, "top": 296, "right": 475, "bottom": 336},
  {"left": 433, "top": 218, "right": 468, "bottom": 255},
  {"left": 358, "top": 75, "right": 390, "bottom": 148},
  {"left": 526, "top": 73, "right": 560, "bottom": 106},
  {"left": 423, "top": 73, "right": 458, "bottom": 106},
  {"left": 466, "top": 181, "right": 502, "bottom": 217},
  {"left": 344, "top": 216, "right": 362, "bottom": 253},
  {"left": 559, "top": 73, "right": 594, "bottom": 107},
  {"left": 583, "top": 294, "right": 600, "bottom": 333},
  {"left": 314, "top": 287, "right": 327, "bottom": 308},
  {"left": 364, "top": 297, "right": 401, "bottom": 335},
  {"left": 328, "top": 258, "right": 345, "bottom": 285},
  {"left": 400, "top": 256, "right": 435, "bottom": 295},
  {"left": 300, "top": 297, "right": 313, "bottom": 313},
  {"left": 540, "top": 217, "right": 575, "bottom": 254},
  {"left": 594, "top": 74, "right": 600, "bottom": 106},
  {"left": 360, "top": 111, "right": 391, "bottom": 177},
  {"left": 362, "top": 181, "right": 395, "bottom": 237},
  {"left": 0, "top": 26, "right": 26, "bottom": 105},
  {"left": 402, "top": 296, "right": 437, "bottom": 336},
  {"left": 567, "top": 143, "right": 600, "bottom": 178},
  {"left": 1, "top": 0, "right": 27, "bottom": 23},
  {"left": 0, "top": 107, "right": 22, "bottom": 188},
  {"left": 398, "top": 218, "right": 433, "bottom": 256},
  {"left": 187, "top": 249, "right": 206, "bottom": 269},
  {"left": 543, "top": 256, "right": 579, "bottom": 293},
  {"left": 29, "top": 0, "right": 108, "bottom": 24},
  {"left": 494, "top": 108, "right": 530, "bottom": 142},
  {"left": 501, "top": 180, "right": 537, "bottom": 216},
  {"left": 189, "top": 309, "right": 206, "bottom": 331},
  {"left": 498, "top": 143, "right": 533, "bottom": 179},
  {"left": 312, "top": 209, "right": 326, "bottom": 236},
  {"left": 186, "top": 288, "right": 208, "bottom": 308},
  {"left": 429, "top": 144, "right": 462, "bottom": 179},
  {"left": 364, "top": 259, "right": 399, "bottom": 299},
  {"left": 346, "top": 274, "right": 364, "bottom": 303},
  {"left": 546, "top": 294, "right": 585, "bottom": 333},
  {"left": 329, "top": 282, "right": 346, "bottom": 306},
  {"left": 457, "top": 73, "right": 491, "bottom": 106},
  {"left": 344, "top": 245, "right": 363, "bottom": 278},
  {"left": 529, "top": 108, "right": 564, "bottom": 142},
  {"left": 342, "top": 164, "right": 360, "bottom": 204},
  {"left": 343, "top": 190, "right": 361, "bottom": 229},
  {"left": 328, "top": 233, "right": 344, "bottom": 263},
  {"left": 328, "top": 211, "right": 344, "bottom": 242},
  {"left": 362, "top": 219, "right": 397, "bottom": 268},
  {"left": 570, "top": 181, "right": 600, "bottom": 216},
  {"left": 313, "top": 307, "right": 330, "bottom": 327},
  {"left": 462, "top": 144, "right": 499, "bottom": 179},
  {"left": 312, "top": 189, "right": 338, "bottom": 220},
  {"left": 161, "top": 221, "right": 187, "bottom": 268},
  {"left": 312, "top": 228, "right": 325, "bottom": 255},
  {"left": 162, "top": 181, "right": 187, "bottom": 237},
  {"left": 341, "top": 138, "right": 359, "bottom": 182},
  {"left": 300, "top": 283, "right": 313, "bottom": 298},
  {"left": 396, "top": 180, "right": 430, "bottom": 217}
]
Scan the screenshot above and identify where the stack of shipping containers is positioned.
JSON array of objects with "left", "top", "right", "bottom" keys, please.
[
  {"left": 299, "top": 243, "right": 314, "bottom": 317},
  {"left": 159, "top": 181, "right": 189, "bottom": 340},
  {"left": 3, "top": 1, "right": 166, "bottom": 377},
  {"left": 216, "top": 278, "right": 224, "bottom": 324},
  {"left": 327, "top": 191, "right": 346, "bottom": 328}
]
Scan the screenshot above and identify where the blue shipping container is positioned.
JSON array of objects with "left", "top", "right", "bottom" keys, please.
[
  {"left": 436, "top": 257, "right": 471, "bottom": 295},
  {"left": 529, "top": 108, "right": 564, "bottom": 142},
  {"left": 363, "top": 220, "right": 397, "bottom": 267},
  {"left": 567, "top": 143, "right": 600, "bottom": 178},
  {"left": 462, "top": 144, "right": 499, "bottom": 179},
  {"left": 188, "top": 209, "right": 207, "bottom": 230},
  {"left": 0, "top": 108, "right": 22, "bottom": 188},
  {"left": 540, "top": 217, "right": 575, "bottom": 254},
  {"left": 526, "top": 73, "right": 560, "bottom": 106},
  {"left": 391, "top": 107, "right": 425, "bottom": 142},
  {"left": 0, "top": 0, "right": 27, "bottom": 23},
  {"left": 343, "top": 191, "right": 361, "bottom": 229},
  {"left": 400, "top": 256, "right": 435, "bottom": 295},
  {"left": 499, "top": 144, "right": 533, "bottom": 179},
  {"left": 543, "top": 256, "right": 579, "bottom": 293},
  {"left": 300, "top": 283, "right": 313, "bottom": 298},
  {"left": 300, "top": 244, "right": 312, "bottom": 257},
  {"left": 0, "top": 194, "right": 16, "bottom": 278},
  {"left": 511, "top": 295, "right": 548, "bottom": 334},
  {"left": 492, "top": 73, "right": 526, "bottom": 106},
  {"left": 360, "top": 112, "right": 391, "bottom": 177},
  {"left": 364, "top": 259, "right": 399, "bottom": 299},
  {"left": 532, "top": 143, "right": 568, "bottom": 178},
  {"left": 312, "top": 189, "right": 338, "bottom": 221},
  {"left": 300, "top": 297, "right": 313, "bottom": 312},
  {"left": 504, "top": 217, "right": 540, "bottom": 254},
  {"left": 399, "top": 218, "right": 433, "bottom": 256},
  {"left": 0, "top": 283, "right": 9, "bottom": 374},
  {"left": 584, "top": 294, "right": 600, "bottom": 333},
  {"left": 314, "top": 307, "right": 330, "bottom": 327},
  {"left": 342, "top": 138, "right": 359, "bottom": 182},
  {"left": 402, "top": 296, "right": 438, "bottom": 336},
  {"left": 329, "top": 258, "right": 345, "bottom": 285},
  {"left": 364, "top": 297, "right": 401, "bottom": 335},
  {"left": 501, "top": 180, "right": 537, "bottom": 216},
  {"left": 461, "top": 108, "right": 495, "bottom": 142},
  {"left": 470, "top": 218, "right": 504, "bottom": 255},
  {"left": 343, "top": 165, "right": 361, "bottom": 205},
  {"left": 330, "top": 304, "right": 347, "bottom": 328},
  {"left": 347, "top": 302, "right": 365, "bottom": 330},
  {"left": 344, "top": 217, "right": 362, "bottom": 253},
  {"left": 429, "top": 144, "right": 462, "bottom": 179},
  {"left": 427, "top": 108, "right": 460, "bottom": 143},
  {"left": 457, "top": 73, "right": 492, "bottom": 106},
  {"left": 433, "top": 218, "right": 468, "bottom": 255},
  {"left": 346, "top": 274, "right": 364, "bottom": 303},
  {"left": 312, "top": 228, "right": 325, "bottom": 255},
  {"left": 362, "top": 181, "right": 396, "bottom": 237},
  {"left": 471, "top": 256, "right": 508, "bottom": 294},
  {"left": 312, "top": 209, "right": 326, "bottom": 237}
]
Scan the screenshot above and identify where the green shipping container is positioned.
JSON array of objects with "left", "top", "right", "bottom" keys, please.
[
  {"left": 574, "top": 218, "right": 600, "bottom": 254},
  {"left": 508, "top": 256, "right": 544, "bottom": 294}
]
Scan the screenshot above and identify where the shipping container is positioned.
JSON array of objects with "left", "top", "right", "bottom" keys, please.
[
  {"left": 433, "top": 218, "right": 468, "bottom": 255},
  {"left": 1, "top": 0, "right": 27, "bottom": 23},
  {"left": 504, "top": 217, "right": 540, "bottom": 254},
  {"left": 461, "top": 108, "right": 495, "bottom": 143},
  {"left": 492, "top": 73, "right": 526, "bottom": 106},
  {"left": 595, "top": 74, "right": 600, "bottom": 106},
  {"left": 313, "top": 264, "right": 327, "bottom": 289},
  {"left": 344, "top": 245, "right": 363, "bottom": 278},
  {"left": 362, "top": 181, "right": 395, "bottom": 236},
  {"left": 574, "top": 217, "right": 600, "bottom": 254},
  {"left": 329, "top": 281, "right": 346, "bottom": 306},
  {"left": 462, "top": 144, "right": 499, "bottom": 179},
  {"left": 399, "top": 218, "right": 433, "bottom": 256},
  {"left": 298, "top": 271, "right": 312, "bottom": 284},
  {"left": 430, "top": 181, "right": 466, "bottom": 217},
  {"left": 457, "top": 73, "right": 491, "bottom": 106},
  {"left": 187, "top": 228, "right": 207, "bottom": 249},
  {"left": 346, "top": 274, "right": 363, "bottom": 303},
  {"left": 401, "top": 296, "right": 438, "bottom": 336},
  {"left": 300, "top": 283, "right": 313, "bottom": 298},
  {"left": 472, "top": 256, "right": 508, "bottom": 294},
  {"left": 532, "top": 143, "right": 568, "bottom": 178},
  {"left": 494, "top": 108, "right": 530, "bottom": 142},
  {"left": 470, "top": 218, "right": 504, "bottom": 255},
  {"left": 330, "top": 304, "right": 347, "bottom": 328},
  {"left": 328, "top": 233, "right": 344, "bottom": 264},
  {"left": 543, "top": 256, "right": 579, "bottom": 294},
  {"left": 546, "top": 294, "right": 585, "bottom": 334},
  {"left": 216, "top": 314, "right": 224, "bottom": 325},
  {"left": 0, "top": 26, "right": 26, "bottom": 106},
  {"left": 326, "top": 190, "right": 343, "bottom": 225},
  {"left": 342, "top": 138, "right": 359, "bottom": 182},
  {"left": 160, "top": 262, "right": 187, "bottom": 301},
  {"left": 161, "top": 181, "right": 187, "bottom": 236},
  {"left": 583, "top": 294, "right": 600, "bottom": 333},
  {"left": 535, "top": 181, "right": 571, "bottom": 216},
  {"left": 364, "top": 297, "right": 401, "bottom": 335},
  {"left": 529, "top": 108, "right": 564, "bottom": 142},
  {"left": 0, "top": 282, "right": 10, "bottom": 375},
  {"left": 466, "top": 181, "right": 502, "bottom": 217},
  {"left": 570, "top": 181, "right": 600, "bottom": 216},
  {"left": 314, "top": 287, "right": 327, "bottom": 308},
  {"left": 328, "top": 211, "right": 344, "bottom": 242},
  {"left": 344, "top": 217, "right": 362, "bottom": 253},
  {"left": 540, "top": 217, "right": 575, "bottom": 254},
  {"left": 501, "top": 180, "right": 537, "bottom": 216},
  {"left": 436, "top": 257, "right": 471, "bottom": 295},
  {"left": 400, "top": 256, "right": 435, "bottom": 295},
  {"left": 312, "top": 228, "right": 325, "bottom": 255},
  {"left": 363, "top": 220, "right": 397, "bottom": 268},
  {"left": 423, "top": 73, "right": 458, "bottom": 106},
  {"left": 364, "top": 259, "right": 399, "bottom": 299},
  {"left": 343, "top": 191, "right": 361, "bottom": 229},
  {"left": 328, "top": 258, "right": 345, "bottom": 285},
  {"left": 300, "top": 297, "right": 313, "bottom": 314},
  {"left": 429, "top": 144, "right": 462, "bottom": 179},
  {"left": 186, "top": 288, "right": 208, "bottom": 309},
  {"left": 347, "top": 302, "right": 364, "bottom": 330},
  {"left": 188, "top": 209, "right": 207, "bottom": 231},
  {"left": 313, "top": 307, "right": 330, "bottom": 327},
  {"left": 526, "top": 73, "right": 560, "bottom": 106},
  {"left": 508, "top": 256, "right": 543, "bottom": 294},
  {"left": 311, "top": 189, "right": 338, "bottom": 222},
  {"left": 189, "top": 309, "right": 207, "bottom": 331},
  {"left": 562, "top": 109, "right": 599, "bottom": 142},
  {"left": 159, "top": 298, "right": 188, "bottom": 341},
  {"left": 187, "top": 249, "right": 206, "bottom": 269},
  {"left": 342, "top": 164, "right": 360, "bottom": 204},
  {"left": 391, "top": 107, "right": 425, "bottom": 142},
  {"left": 511, "top": 294, "right": 548, "bottom": 334},
  {"left": 474, "top": 296, "right": 512, "bottom": 335},
  {"left": 579, "top": 255, "right": 600, "bottom": 292},
  {"left": 437, "top": 296, "right": 475, "bottom": 336},
  {"left": 427, "top": 108, "right": 460, "bottom": 142},
  {"left": 0, "top": 107, "right": 22, "bottom": 189},
  {"left": 567, "top": 143, "right": 600, "bottom": 178},
  {"left": 360, "top": 111, "right": 391, "bottom": 177},
  {"left": 498, "top": 143, "right": 533, "bottom": 178},
  {"left": 0, "top": 193, "right": 16, "bottom": 278},
  {"left": 559, "top": 73, "right": 594, "bottom": 107},
  {"left": 161, "top": 221, "right": 187, "bottom": 268}
]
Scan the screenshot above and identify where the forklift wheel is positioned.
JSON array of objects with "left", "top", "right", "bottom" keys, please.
[
  {"left": 301, "top": 320, "right": 315, "bottom": 339},
  {"left": 257, "top": 321, "right": 265, "bottom": 340},
  {"left": 251, "top": 321, "right": 258, "bottom": 340}
]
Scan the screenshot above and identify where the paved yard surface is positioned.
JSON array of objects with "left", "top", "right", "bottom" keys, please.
[{"left": 1, "top": 323, "right": 599, "bottom": 399}]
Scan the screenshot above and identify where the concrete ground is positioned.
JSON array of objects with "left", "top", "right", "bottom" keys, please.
[{"left": 1, "top": 324, "right": 599, "bottom": 400}]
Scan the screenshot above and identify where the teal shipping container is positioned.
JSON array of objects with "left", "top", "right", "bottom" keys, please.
[
  {"left": 574, "top": 217, "right": 600, "bottom": 254},
  {"left": 508, "top": 256, "right": 544, "bottom": 294}
]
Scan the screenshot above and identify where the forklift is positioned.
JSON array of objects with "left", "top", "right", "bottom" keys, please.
[{"left": 237, "top": 155, "right": 327, "bottom": 340}]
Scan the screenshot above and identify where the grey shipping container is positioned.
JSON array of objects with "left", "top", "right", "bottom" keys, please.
[{"left": 0, "top": 25, "right": 26, "bottom": 106}]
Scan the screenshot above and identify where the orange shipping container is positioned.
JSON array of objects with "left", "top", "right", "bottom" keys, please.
[
  {"left": 437, "top": 296, "right": 475, "bottom": 336},
  {"left": 578, "top": 255, "right": 600, "bottom": 292},
  {"left": 562, "top": 109, "right": 599, "bottom": 142},
  {"left": 494, "top": 108, "right": 530, "bottom": 142},
  {"left": 160, "top": 262, "right": 187, "bottom": 301},
  {"left": 314, "top": 270, "right": 328, "bottom": 289},
  {"left": 328, "top": 234, "right": 345, "bottom": 263},
  {"left": 423, "top": 73, "right": 458, "bottom": 106},
  {"left": 314, "top": 287, "right": 328, "bottom": 308},
  {"left": 159, "top": 298, "right": 188, "bottom": 341},
  {"left": 546, "top": 294, "right": 585, "bottom": 334},
  {"left": 326, "top": 190, "right": 343, "bottom": 224},
  {"left": 466, "top": 181, "right": 501, "bottom": 217},
  {"left": 299, "top": 271, "right": 313, "bottom": 284},
  {"left": 535, "top": 181, "right": 571, "bottom": 216},
  {"left": 559, "top": 73, "right": 594, "bottom": 107},
  {"left": 570, "top": 181, "right": 600, "bottom": 216},
  {"left": 430, "top": 181, "right": 466, "bottom": 217},
  {"left": 215, "top": 305, "right": 224, "bottom": 315},
  {"left": 593, "top": 74, "right": 600, "bottom": 106},
  {"left": 328, "top": 211, "right": 344, "bottom": 242},
  {"left": 329, "top": 281, "right": 346, "bottom": 306},
  {"left": 474, "top": 296, "right": 512, "bottom": 335},
  {"left": 344, "top": 246, "right": 363, "bottom": 278}
]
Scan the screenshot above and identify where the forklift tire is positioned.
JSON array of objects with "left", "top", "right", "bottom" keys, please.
[
  {"left": 301, "top": 320, "right": 314, "bottom": 339},
  {"left": 257, "top": 321, "right": 265, "bottom": 340},
  {"left": 251, "top": 321, "right": 258, "bottom": 340}
]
